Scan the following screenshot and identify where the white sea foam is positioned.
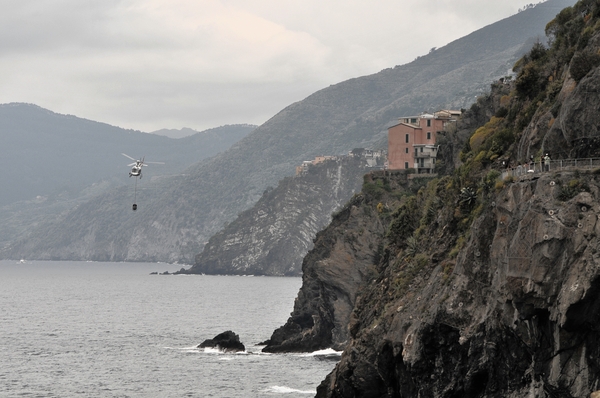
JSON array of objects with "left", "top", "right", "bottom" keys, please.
[
  {"left": 202, "top": 346, "right": 248, "bottom": 355},
  {"left": 164, "top": 345, "right": 250, "bottom": 356},
  {"left": 265, "top": 386, "right": 315, "bottom": 394},
  {"left": 202, "top": 347, "right": 223, "bottom": 354},
  {"left": 163, "top": 346, "right": 200, "bottom": 353},
  {"left": 297, "top": 348, "right": 342, "bottom": 357}
]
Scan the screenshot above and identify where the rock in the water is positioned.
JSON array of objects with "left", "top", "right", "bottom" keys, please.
[{"left": 198, "top": 331, "right": 245, "bottom": 352}]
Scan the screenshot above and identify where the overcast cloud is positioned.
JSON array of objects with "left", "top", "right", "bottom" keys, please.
[{"left": 0, "top": 0, "right": 544, "bottom": 132}]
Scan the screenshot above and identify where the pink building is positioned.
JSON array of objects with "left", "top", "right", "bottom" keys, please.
[{"left": 387, "top": 111, "right": 459, "bottom": 172}]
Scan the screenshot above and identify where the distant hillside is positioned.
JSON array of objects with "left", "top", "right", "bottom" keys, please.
[
  {"left": 0, "top": 107, "right": 254, "bottom": 248},
  {"left": 151, "top": 127, "right": 213, "bottom": 139},
  {"left": 0, "top": 103, "right": 255, "bottom": 206},
  {"left": 0, "top": 0, "right": 576, "bottom": 263},
  {"left": 186, "top": 154, "right": 375, "bottom": 276}
]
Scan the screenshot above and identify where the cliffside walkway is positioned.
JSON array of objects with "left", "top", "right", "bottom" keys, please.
[{"left": 500, "top": 157, "right": 600, "bottom": 180}]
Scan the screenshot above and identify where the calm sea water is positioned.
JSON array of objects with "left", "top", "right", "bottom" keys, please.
[{"left": 0, "top": 261, "right": 339, "bottom": 397}]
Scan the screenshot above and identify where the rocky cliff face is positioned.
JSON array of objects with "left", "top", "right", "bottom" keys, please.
[
  {"left": 187, "top": 156, "right": 371, "bottom": 276},
  {"left": 265, "top": 171, "right": 600, "bottom": 397},
  {"left": 265, "top": 3, "right": 600, "bottom": 395},
  {"left": 262, "top": 173, "right": 430, "bottom": 352},
  {"left": 517, "top": 34, "right": 600, "bottom": 161},
  {"left": 318, "top": 171, "right": 600, "bottom": 397}
]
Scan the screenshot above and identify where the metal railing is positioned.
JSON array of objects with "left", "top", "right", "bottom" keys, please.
[
  {"left": 414, "top": 153, "right": 435, "bottom": 158},
  {"left": 500, "top": 158, "right": 600, "bottom": 180}
]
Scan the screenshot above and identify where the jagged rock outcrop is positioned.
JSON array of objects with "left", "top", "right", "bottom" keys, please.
[
  {"left": 317, "top": 172, "right": 600, "bottom": 397},
  {"left": 186, "top": 156, "right": 373, "bottom": 276},
  {"left": 264, "top": 169, "right": 600, "bottom": 396},
  {"left": 262, "top": 173, "right": 426, "bottom": 352},
  {"left": 518, "top": 33, "right": 600, "bottom": 161},
  {"left": 198, "top": 331, "right": 245, "bottom": 353}
]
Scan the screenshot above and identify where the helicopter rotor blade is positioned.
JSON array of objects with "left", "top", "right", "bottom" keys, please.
[
  {"left": 122, "top": 153, "right": 136, "bottom": 161},
  {"left": 127, "top": 162, "right": 137, "bottom": 166},
  {"left": 145, "top": 161, "right": 165, "bottom": 165}
]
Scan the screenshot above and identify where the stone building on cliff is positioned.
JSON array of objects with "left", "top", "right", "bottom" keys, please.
[{"left": 387, "top": 110, "right": 460, "bottom": 172}]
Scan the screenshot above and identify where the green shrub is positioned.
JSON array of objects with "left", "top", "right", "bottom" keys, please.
[
  {"left": 459, "top": 187, "right": 477, "bottom": 208},
  {"left": 495, "top": 107, "right": 508, "bottom": 118},
  {"left": 515, "top": 62, "right": 542, "bottom": 99},
  {"left": 449, "top": 236, "right": 466, "bottom": 259},
  {"left": 529, "top": 41, "right": 548, "bottom": 61},
  {"left": 557, "top": 179, "right": 590, "bottom": 201},
  {"left": 442, "top": 262, "right": 455, "bottom": 283},
  {"left": 387, "top": 197, "right": 419, "bottom": 246},
  {"left": 570, "top": 50, "right": 600, "bottom": 82},
  {"left": 489, "top": 128, "right": 515, "bottom": 154},
  {"left": 469, "top": 117, "right": 503, "bottom": 151},
  {"left": 405, "top": 236, "right": 419, "bottom": 257},
  {"left": 363, "top": 181, "right": 384, "bottom": 200},
  {"left": 392, "top": 254, "right": 429, "bottom": 297}
]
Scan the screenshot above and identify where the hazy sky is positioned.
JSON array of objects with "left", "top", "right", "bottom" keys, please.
[{"left": 0, "top": 0, "right": 542, "bottom": 133}]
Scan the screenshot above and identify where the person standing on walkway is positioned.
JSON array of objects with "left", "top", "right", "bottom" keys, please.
[{"left": 544, "top": 153, "right": 550, "bottom": 171}]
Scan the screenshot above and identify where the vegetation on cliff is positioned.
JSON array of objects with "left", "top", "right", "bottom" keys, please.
[
  {"left": 262, "top": 172, "right": 432, "bottom": 353},
  {"left": 321, "top": 1, "right": 600, "bottom": 395},
  {"left": 267, "top": 1, "right": 600, "bottom": 396}
]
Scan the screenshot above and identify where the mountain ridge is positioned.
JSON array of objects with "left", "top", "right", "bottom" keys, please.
[
  {"left": 0, "top": 0, "right": 575, "bottom": 263},
  {"left": 0, "top": 107, "right": 254, "bottom": 250},
  {"left": 186, "top": 154, "right": 378, "bottom": 276}
]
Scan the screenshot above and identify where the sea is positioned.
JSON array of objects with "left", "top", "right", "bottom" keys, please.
[{"left": 0, "top": 260, "right": 340, "bottom": 397}]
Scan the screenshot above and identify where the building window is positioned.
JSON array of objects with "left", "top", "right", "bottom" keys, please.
[
  {"left": 420, "top": 147, "right": 423, "bottom": 152},
  {"left": 427, "top": 132, "right": 431, "bottom": 140},
  {"left": 427, "top": 120, "right": 431, "bottom": 127},
  {"left": 411, "top": 118, "right": 417, "bottom": 124},
  {"left": 405, "top": 162, "right": 409, "bottom": 169},
  {"left": 405, "top": 147, "right": 408, "bottom": 154},
  {"left": 405, "top": 134, "right": 409, "bottom": 143}
]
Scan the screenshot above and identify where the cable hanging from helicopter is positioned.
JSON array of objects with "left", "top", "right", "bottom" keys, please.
[{"left": 122, "top": 153, "right": 164, "bottom": 211}]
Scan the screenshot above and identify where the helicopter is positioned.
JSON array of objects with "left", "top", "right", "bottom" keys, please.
[
  {"left": 122, "top": 153, "right": 164, "bottom": 211},
  {"left": 122, "top": 153, "right": 164, "bottom": 179}
]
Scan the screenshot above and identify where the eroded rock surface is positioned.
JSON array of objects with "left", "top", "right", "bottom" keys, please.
[
  {"left": 292, "top": 171, "right": 599, "bottom": 398},
  {"left": 187, "top": 156, "right": 370, "bottom": 276},
  {"left": 262, "top": 173, "right": 417, "bottom": 352},
  {"left": 198, "top": 331, "right": 245, "bottom": 353}
]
